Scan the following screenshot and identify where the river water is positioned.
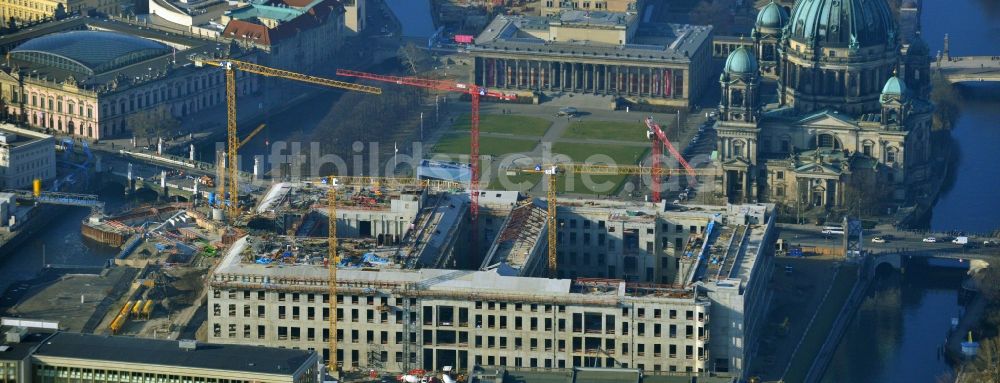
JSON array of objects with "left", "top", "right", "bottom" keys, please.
[{"left": 822, "top": 0, "right": 1000, "bottom": 381}]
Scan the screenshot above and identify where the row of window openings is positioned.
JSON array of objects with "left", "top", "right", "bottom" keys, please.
[
  {"left": 215, "top": 290, "right": 701, "bottom": 321},
  {"left": 21, "top": 95, "right": 93, "bottom": 118},
  {"left": 321, "top": 350, "right": 699, "bottom": 373},
  {"left": 544, "top": 1, "right": 607, "bottom": 9},
  {"left": 473, "top": 355, "right": 699, "bottom": 374},
  {"left": 17, "top": 71, "right": 237, "bottom": 118},
  {"left": 214, "top": 323, "right": 703, "bottom": 360}
]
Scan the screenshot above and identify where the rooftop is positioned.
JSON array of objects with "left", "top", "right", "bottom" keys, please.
[
  {"left": 470, "top": 14, "right": 712, "bottom": 64},
  {"left": 685, "top": 204, "right": 773, "bottom": 287},
  {"left": 0, "top": 17, "right": 244, "bottom": 93},
  {"left": 249, "top": 182, "right": 466, "bottom": 270},
  {"left": 31, "top": 332, "right": 316, "bottom": 375},
  {"left": 10, "top": 30, "right": 171, "bottom": 76},
  {"left": 222, "top": 0, "right": 342, "bottom": 46},
  {"left": 482, "top": 201, "right": 547, "bottom": 275},
  {"left": 214, "top": 236, "right": 698, "bottom": 303},
  {"left": 0, "top": 330, "right": 51, "bottom": 361},
  {"left": 0, "top": 124, "right": 53, "bottom": 148},
  {"left": 553, "top": 10, "right": 634, "bottom": 28}
]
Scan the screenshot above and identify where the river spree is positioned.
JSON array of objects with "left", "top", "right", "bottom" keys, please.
[{"left": 822, "top": 0, "right": 1000, "bottom": 381}]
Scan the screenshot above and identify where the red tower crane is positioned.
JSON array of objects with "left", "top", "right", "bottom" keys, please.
[
  {"left": 335, "top": 69, "right": 516, "bottom": 257},
  {"left": 645, "top": 116, "right": 696, "bottom": 202}
]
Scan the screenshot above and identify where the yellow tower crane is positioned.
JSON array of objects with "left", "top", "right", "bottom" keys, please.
[
  {"left": 326, "top": 176, "right": 339, "bottom": 378},
  {"left": 510, "top": 163, "right": 718, "bottom": 277},
  {"left": 319, "top": 175, "right": 463, "bottom": 377},
  {"left": 194, "top": 58, "right": 382, "bottom": 216}
]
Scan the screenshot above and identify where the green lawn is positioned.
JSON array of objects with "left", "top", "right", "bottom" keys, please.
[
  {"left": 551, "top": 142, "right": 649, "bottom": 164},
  {"left": 452, "top": 114, "right": 552, "bottom": 136},
  {"left": 485, "top": 142, "right": 651, "bottom": 195},
  {"left": 783, "top": 264, "right": 859, "bottom": 383},
  {"left": 562, "top": 120, "right": 649, "bottom": 142},
  {"left": 432, "top": 134, "right": 538, "bottom": 156}
]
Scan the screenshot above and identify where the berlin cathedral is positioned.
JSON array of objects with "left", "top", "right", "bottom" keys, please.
[{"left": 714, "top": 0, "right": 933, "bottom": 211}]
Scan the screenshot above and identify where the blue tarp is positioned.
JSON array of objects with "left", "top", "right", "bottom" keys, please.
[
  {"left": 363, "top": 253, "right": 390, "bottom": 265},
  {"left": 417, "top": 159, "right": 471, "bottom": 183}
]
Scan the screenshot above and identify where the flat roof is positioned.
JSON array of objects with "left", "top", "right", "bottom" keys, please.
[
  {"left": 0, "top": 124, "right": 52, "bottom": 148},
  {"left": 0, "top": 331, "right": 53, "bottom": 361},
  {"left": 32, "top": 332, "right": 315, "bottom": 375},
  {"left": 215, "top": 236, "right": 698, "bottom": 302},
  {"left": 554, "top": 10, "right": 633, "bottom": 28},
  {"left": 470, "top": 15, "right": 712, "bottom": 64}
]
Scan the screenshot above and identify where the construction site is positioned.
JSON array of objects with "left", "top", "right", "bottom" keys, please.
[
  {"left": 0, "top": 51, "right": 767, "bottom": 383},
  {"left": 205, "top": 180, "right": 776, "bottom": 379}
]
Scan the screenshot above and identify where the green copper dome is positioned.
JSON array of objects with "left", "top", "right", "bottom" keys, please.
[
  {"left": 724, "top": 46, "right": 759, "bottom": 76},
  {"left": 788, "top": 0, "right": 896, "bottom": 49},
  {"left": 881, "top": 75, "right": 907, "bottom": 100},
  {"left": 756, "top": 1, "right": 788, "bottom": 29}
]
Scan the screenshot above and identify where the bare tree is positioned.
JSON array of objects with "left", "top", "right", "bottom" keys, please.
[
  {"left": 127, "top": 105, "right": 179, "bottom": 145},
  {"left": 398, "top": 43, "right": 431, "bottom": 74}
]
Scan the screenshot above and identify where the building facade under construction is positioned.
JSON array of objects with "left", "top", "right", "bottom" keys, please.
[{"left": 206, "top": 189, "right": 774, "bottom": 379}]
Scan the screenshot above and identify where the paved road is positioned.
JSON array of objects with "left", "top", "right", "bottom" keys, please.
[{"left": 777, "top": 222, "right": 1000, "bottom": 257}]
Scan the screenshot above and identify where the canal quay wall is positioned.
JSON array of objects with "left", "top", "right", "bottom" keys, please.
[
  {"left": 0, "top": 205, "right": 60, "bottom": 261},
  {"left": 803, "top": 257, "right": 876, "bottom": 383}
]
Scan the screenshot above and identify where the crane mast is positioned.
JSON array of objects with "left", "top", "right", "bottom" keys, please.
[
  {"left": 334, "top": 69, "right": 516, "bottom": 260},
  {"left": 644, "top": 116, "right": 696, "bottom": 202},
  {"left": 195, "top": 58, "right": 381, "bottom": 217},
  {"left": 193, "top": 57, "right": 381, "bottom": 377},
  {"left": 327, "top": 176, "right": 339, "bottom": 377},
  {"left": 513, "top": 164, "right": 717, "bottom": 276}
]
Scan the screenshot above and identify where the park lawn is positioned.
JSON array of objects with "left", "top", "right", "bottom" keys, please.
[
  {"left": 452, "top": 114, "right": 552, "bottom": 136},
  {"left": 551, "top": 142, "right": 649, "bottom": 165},
  {"left": 782, "top": 263, "right": 859, "bottom": 383},
  {"left": 484, "top": 143, "right": 649, "bottom": 195},
  {"left": 562, "top": 120, "right": 649, "bottom": 142},
  {"left": 432, "top": 134, "right": 538, "bottom": 156}
]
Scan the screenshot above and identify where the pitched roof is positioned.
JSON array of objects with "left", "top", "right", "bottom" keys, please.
[{"left": 223, "top": 0, "right": 342, "bottom": 46}]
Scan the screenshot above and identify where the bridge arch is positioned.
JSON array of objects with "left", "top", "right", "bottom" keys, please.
[{"left": 873, "top": 253, "right": 902, "bottom": 273}]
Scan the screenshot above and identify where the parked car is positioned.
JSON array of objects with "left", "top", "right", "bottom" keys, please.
[
  {"left": 923, "top": 237, "right": 937, "bottom": 243},
  {"left": 871, "top": 236, "right": 886, "bottom": 243}
]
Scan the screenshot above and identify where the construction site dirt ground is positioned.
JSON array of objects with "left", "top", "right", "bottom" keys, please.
[
  {"left": 748, "top": 256, "right": 841, "bottom": 381},
  {"left": 6, "top": 267, "right": 131, "bottom": 333},
  {"left": 95, "top": 265, "right": 210, "bottom": 339}
]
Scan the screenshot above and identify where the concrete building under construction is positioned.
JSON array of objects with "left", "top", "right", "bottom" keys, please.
[{"left": 205, "top": 188, "right": 775, "bottom": 379}]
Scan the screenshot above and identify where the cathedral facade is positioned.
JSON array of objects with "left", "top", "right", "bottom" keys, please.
[{"left": 714, "top": 0, "right": 933, "bottom": 210}]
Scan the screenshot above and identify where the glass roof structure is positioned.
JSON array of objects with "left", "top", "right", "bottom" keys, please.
[{"left": 10, "top": 30, "right": 172, "bottom": 76}]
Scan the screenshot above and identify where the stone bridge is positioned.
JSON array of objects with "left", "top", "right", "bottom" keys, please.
[
  {"left": 938, "top": 56, "right": 1000, "bottom": 83},
  {"left": 871, "top": 248, "right": 993, "bottom": 273},
  {"left": 936, "top": 33, "right": 1000, "bottom": 84}
]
